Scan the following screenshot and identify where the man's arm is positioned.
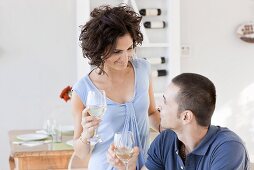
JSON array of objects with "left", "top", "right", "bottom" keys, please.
[{"left": 211, "top": 141, "right": 249, "bottom": 170}]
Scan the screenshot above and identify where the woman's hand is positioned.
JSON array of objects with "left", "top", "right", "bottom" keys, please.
[
  {"left": 107, "top": 144, "right": 139, "bottom": 170},
  {"left": 80, "top": 107, "right": 101, "bottom": 140}
]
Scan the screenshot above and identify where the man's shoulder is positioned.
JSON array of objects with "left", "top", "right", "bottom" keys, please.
[
  {"left": 213, "top": 126, "right": 244, "bottom": 144},
  {"left": 207, "top": 126, "right": 247, "bottom": 156},
  {"left": 206, "top": 126, "right": 249, "bottom": 169}
]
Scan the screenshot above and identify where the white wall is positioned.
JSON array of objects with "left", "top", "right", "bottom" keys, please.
[
  {"left": 181, "top": 0, "right": 254, "bottom": 162},
  {"left": 0, "top": 0, "right": 77, "bottom": 169}
]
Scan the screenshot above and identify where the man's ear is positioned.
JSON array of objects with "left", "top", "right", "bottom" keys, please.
[{"left": 181, "top": 110, "right": 193, "bottom": 124}]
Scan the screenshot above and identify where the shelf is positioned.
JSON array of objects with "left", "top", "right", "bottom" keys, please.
[{"left": 137, "top": 43, "right": 170, "bottom": 48}]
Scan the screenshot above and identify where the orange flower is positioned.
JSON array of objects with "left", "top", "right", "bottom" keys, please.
[{"left": 60, "top": 86, "right": 72, "bottom": 102}]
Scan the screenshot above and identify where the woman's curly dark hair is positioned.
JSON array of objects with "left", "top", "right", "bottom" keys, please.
[{"left": 79, "top": 5, "right": 143, "bottom": 74}]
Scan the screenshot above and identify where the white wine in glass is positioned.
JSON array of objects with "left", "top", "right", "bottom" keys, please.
[
  {"left": 86, "top": 90, "right": 107, "bottom": 144},
  {"left": 89, "top": 105, "right": 106, "bottom": 119},
  {"left": 115, "top": 147, "right": 134, "bottom": 163},
  {"left": 114, "top": 131, "right": 135, "bottom": 170}
]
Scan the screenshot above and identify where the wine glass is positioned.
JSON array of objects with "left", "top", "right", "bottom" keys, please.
[
  {"left": 114, "top": 131, "right": 135, "bottom": 170},
  {"left": 86, "top": 90, "right": 107, "bottom": 144}
]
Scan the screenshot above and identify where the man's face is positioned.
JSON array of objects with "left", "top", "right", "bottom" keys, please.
[{"left": 160, "top": 83, "right": 182, "bottom": 130}]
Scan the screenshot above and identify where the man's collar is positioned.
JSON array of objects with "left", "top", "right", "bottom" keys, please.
[
  {"left": 190, "top": 125, "right": 219, "bottom": 155},
  {"left": 174, "top": 125, "right": 220, "bottom": 156}
]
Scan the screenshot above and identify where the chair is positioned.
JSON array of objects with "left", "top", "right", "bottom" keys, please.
[{"left": 68, "top": 152, "right": 90, "bottom": 170}]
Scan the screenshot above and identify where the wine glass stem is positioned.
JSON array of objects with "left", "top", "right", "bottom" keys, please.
[
  {"left": 94, "top": 127, "right": 98, "bottom": 137},
  {"left": 125, "top": 162, "right": 128, "bottom": 170}
]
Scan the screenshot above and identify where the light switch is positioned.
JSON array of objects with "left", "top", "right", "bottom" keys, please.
[{"left": 181, "top": 45, "right": 191, "bottom": 57}]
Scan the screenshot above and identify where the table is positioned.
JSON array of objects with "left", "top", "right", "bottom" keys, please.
[{"left": 9, "top": 129, "right": 74, "bottom": 170}]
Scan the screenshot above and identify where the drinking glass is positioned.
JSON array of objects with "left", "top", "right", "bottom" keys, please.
[
  {"left": 42, "top": 119, "right": 56, "bottom": 137},
  {"left": 86, "top": 90, "right": 107, "bottom": 144},
  {"left": 51, "top": 122, "right": 62, "bottom": 143},
  {"left": 43, "top": 119, "right": 62, "bottom": 142},
  {"left": 114, "top": 131, "right": 135, "bottom": 170}
]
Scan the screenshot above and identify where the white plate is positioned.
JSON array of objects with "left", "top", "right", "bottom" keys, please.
[{"left": 16, "top": 133, "right": 49, "bottom": 141}]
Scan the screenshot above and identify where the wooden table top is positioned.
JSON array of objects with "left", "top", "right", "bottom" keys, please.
[{"left": 9, "top": 129, "right": 74, "bottom": 158}]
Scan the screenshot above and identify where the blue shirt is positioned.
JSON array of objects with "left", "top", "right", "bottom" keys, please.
[
  {"left": 145, "top": 125, "right": 250, "bottom": 170},
  {"left": 73, "top": 58, "right": 151, "bottom": 170}
]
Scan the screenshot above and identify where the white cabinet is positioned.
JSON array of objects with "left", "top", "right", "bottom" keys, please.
[{"left": 76, "top": 0, "right": 180, "bottom": 101}]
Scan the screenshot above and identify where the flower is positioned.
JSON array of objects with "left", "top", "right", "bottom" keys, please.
[{"left": 60, "top": 86, "right": 72, "bottom": 102}]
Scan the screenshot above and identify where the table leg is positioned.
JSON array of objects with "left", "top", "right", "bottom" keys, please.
[{"left": 9, "top": 156, "right": 15, "bottom": 170}]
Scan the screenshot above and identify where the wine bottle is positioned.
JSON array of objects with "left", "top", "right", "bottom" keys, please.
[
  {"left": 152, "top": 69, "right": 167, "bottom": 77},
  {"left": 144, "top": 57, "right": 166, "bottom": 64},
  {"left": 139, "top": 8, "right": 161, "bottom": 16},
  {"left": 144, "top": 21, "right": 166, "bottom": 29}
]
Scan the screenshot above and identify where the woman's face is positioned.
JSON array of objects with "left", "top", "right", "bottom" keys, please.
[{"left": 104, "top": 33, "right": 134, "bottom": 71}]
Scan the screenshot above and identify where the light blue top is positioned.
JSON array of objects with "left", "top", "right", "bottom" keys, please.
[{"left": 73, "top": 58, "right": 151, "bottom": 170}]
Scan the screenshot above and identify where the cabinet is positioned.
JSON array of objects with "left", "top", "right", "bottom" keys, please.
[{"left": 76, "top": 0, "right": 180, "bottom": 102}]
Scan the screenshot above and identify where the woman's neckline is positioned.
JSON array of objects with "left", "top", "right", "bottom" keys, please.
[{"left": 86, "top": 60, "right": 137, "bottom": 105}]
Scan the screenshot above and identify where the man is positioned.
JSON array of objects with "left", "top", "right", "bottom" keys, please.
[{"left": 108, "top": 73, "right": 250, "bottom": 170}]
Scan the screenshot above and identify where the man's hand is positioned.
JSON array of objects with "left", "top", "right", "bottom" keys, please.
[{"left": 107, "top": 144, "right": 139, "bottom": 170}]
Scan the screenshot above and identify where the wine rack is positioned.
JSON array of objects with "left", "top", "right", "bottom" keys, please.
[
  {"left": 139, "top": 8, "right": 161, "bottom": 16},
  {"left": 76, "top": 0, "right": 180, "bottom": 103}
]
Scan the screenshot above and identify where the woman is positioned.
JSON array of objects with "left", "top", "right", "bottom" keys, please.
[{"left": 71, "top": 5, "right": 160, "bottom": 170}]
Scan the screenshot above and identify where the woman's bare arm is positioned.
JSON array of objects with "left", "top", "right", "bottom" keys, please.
[
  {"left": 71, "top": 91, "right": 98, "bottom": 159},
  {"left": 148, "top": 80, "right": 161, "bottom": 132}
]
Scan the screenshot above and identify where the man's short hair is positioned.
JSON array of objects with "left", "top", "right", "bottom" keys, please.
[{"left": 172, "top": 73, "right": 216, "bottom": 126}]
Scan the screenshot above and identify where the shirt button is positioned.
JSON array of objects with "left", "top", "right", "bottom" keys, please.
[{"left": 181, "top": 166, "right": 184, "bottom": 169}]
